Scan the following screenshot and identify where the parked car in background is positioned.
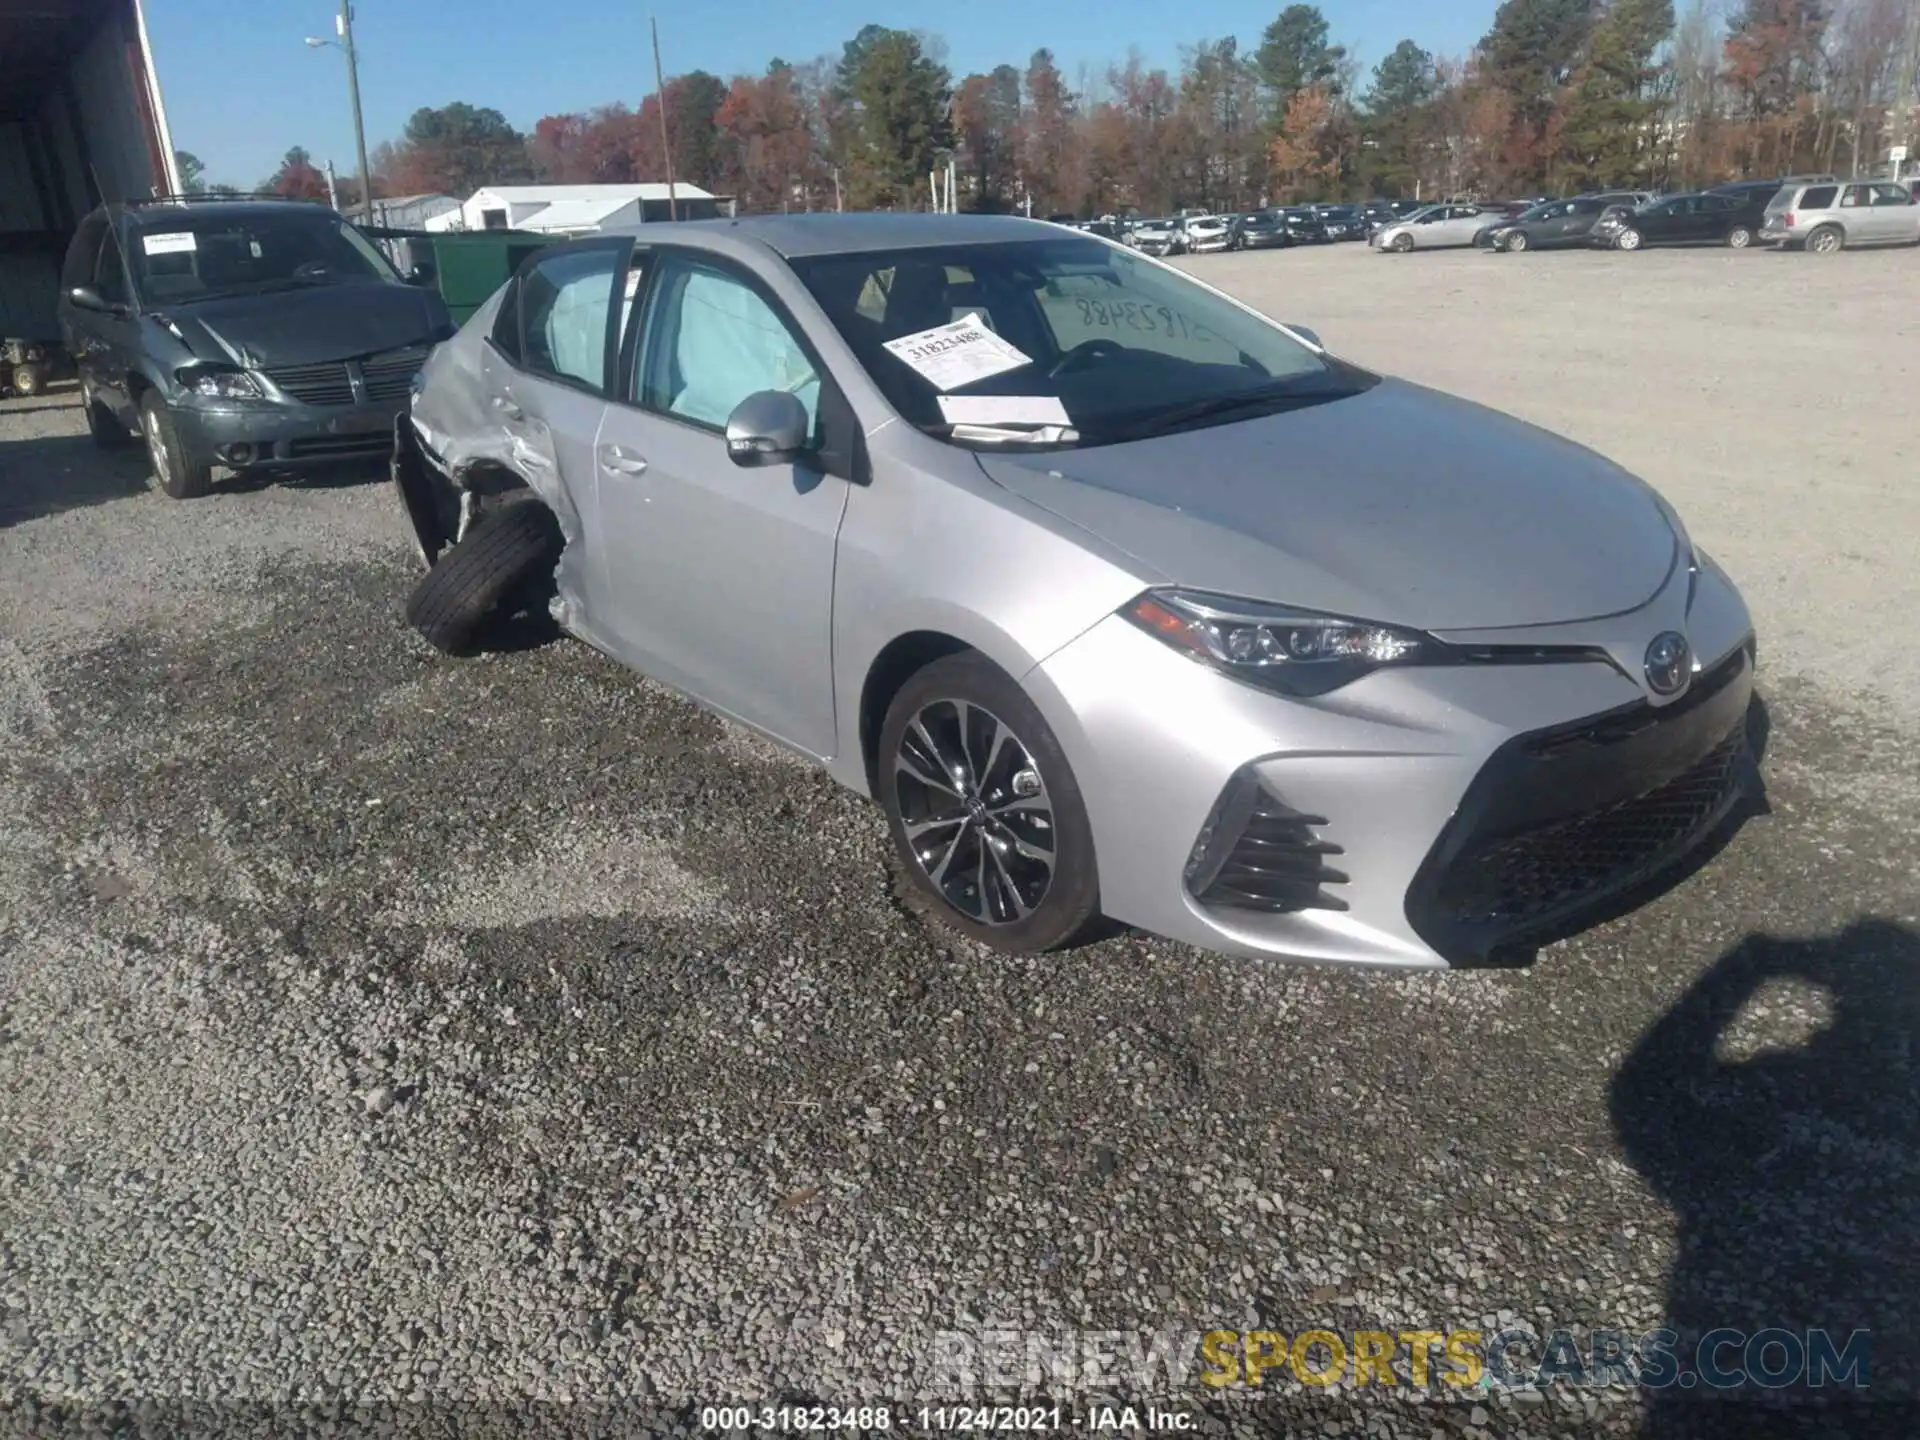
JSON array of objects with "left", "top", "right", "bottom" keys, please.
[
  {"left": 1232, "top": 211, "right": 1293, "bottom": 250},
  {"left": 1599, "top": 192, "right": 1771, "bottom": 250},
  {"left": 1279, "top": 207, "right": 1330, "bottom": 243},
  {"left": 398, "top": 212, "right": 1758, "bottom": 969},
  {"left": 1357, "top": 201, "right": 1401, "bottom": 235},
  {"left": 1314, "top": 204, "right": 1366, "bottom": 240},
  {"left": 1706, "top": 178, "right": 1785, "bottom": 210},
  {"left": 1372, "top": 203, "right": 1499, "bottom": 252},
  {"left": 58, "top": 196, "right": 452, "bottom": 498},
  {"left": 1079, "top": 219, "right": 1126, "bottom": 241},
  {"left": 1761, "top": 179, "right": 1920, "bottom": 252},
  {"left": 1185, "top": 215, "right": 1236, "bottom": 253},
  {"left": 1389, "top": 200, "right": 1426, "bottom": 217},
  {"left": 1478, "top": 197, "right": 1628, "bottom": 252},
  {"left": 1583, "top": 190, "right": 1660, "bottom": 209},
  {"left": 1130, "top": 217, "right": 1186, "bottom": 256}
]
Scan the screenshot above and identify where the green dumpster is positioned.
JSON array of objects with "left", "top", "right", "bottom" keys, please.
[{"left": 362, "top": 227, "right": 559, "bottom": 326}]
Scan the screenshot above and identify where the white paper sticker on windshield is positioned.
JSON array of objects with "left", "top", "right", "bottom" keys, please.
[
  {"left": 141, "top": 231, "right": 197, "bottom": 256},
  {"left": 882, "top": 313, "right": 1030, "bottom": 391},
  {"left": 936, "top": 394, "right": 1070, "bottom": 427}
]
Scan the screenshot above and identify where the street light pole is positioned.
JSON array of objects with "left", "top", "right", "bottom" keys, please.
[{"left": 337, "top": 3, "right": 373, "bottom": 219}]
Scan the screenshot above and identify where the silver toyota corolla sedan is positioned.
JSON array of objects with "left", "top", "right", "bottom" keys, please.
[{"left": 396, "top": 213, "right": 1759, "bottom": 970}]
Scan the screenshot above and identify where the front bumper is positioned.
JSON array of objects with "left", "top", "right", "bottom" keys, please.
[
  {"left": 1188, "top": 237, "right": 1233, "bottom": 252},
  {"left": 172, "top": 393, "right": 409, "bottom": 468},
  {"left": 1025, "top": 561, "right": 1757, "bottom": 969}
]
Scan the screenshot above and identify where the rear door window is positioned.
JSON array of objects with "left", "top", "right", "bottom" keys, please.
[
  {"left": 517, "top": 242, "right": 628, "bottom": 392},
  {"left": 95, "top": 230, "right": 131, "bottom": 307},
  {"left": 1871, "top": 184, "right": 1912, "bottom": 207},
  {"left": 61, "top": 216, "right": 106, "bottom": 292},
  {"left": 1799, "top": 186, "right": 1838, "bottom": 210}
]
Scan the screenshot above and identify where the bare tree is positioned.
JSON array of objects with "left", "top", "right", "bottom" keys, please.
[{"left": 1825, "top": 0, "right": 1906, "bottom": 172}]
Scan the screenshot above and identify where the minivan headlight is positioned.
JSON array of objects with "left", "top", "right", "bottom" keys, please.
[
  {"left": 1124, "top": 588, "right": 1431, "bottom": 697},
  {"left": 176, "top": 365, "right": 264, "bottom": 400}
]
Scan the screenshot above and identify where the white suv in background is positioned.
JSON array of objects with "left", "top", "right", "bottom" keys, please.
[{"left": 1761, "top": 179, "right": 1920, "bottom": 252}]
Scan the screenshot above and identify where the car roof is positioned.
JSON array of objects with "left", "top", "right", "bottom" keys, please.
[
  {"left": 599, "top": 212, "right": 1071, "bottom": 259},
  {"left": 118, "top": 200, "right": 336, "bottom": 228}
]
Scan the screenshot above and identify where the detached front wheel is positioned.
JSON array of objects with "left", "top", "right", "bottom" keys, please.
[
  {"left": 1615, "top": 228, "right": 1643, "bottom": 251},
  {"left": 404, "top": 498, "right": 563, "bottom": 655},
  {"left": 879, "top": 652, "right": 1100, "bottom": 953}
]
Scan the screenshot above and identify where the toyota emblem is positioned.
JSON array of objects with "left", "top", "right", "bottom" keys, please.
[{"left": 1644, "top": 631, "right": 1692, "bottom": 697}]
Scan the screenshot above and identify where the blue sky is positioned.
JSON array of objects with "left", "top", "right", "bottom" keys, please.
[{"left": 150, "top": 0, "right": 1494, "bottom": 189}]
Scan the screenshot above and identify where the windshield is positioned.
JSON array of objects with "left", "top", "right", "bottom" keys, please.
[
  {"left": 789, "top": 236, "right": 1369, "bottom": 450},
  {"left": 129, "top": 210, "right": 399, "bottom": 304},
  {"left": 1404, "top": 205, "right": 1444, "bottom": 223}
]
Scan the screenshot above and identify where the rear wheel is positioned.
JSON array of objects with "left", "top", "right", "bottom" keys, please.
[
  {"left": 879, "top": 651, "right": 1100, "bottom": 953},
  {"left": 1807, "top": 225, "right": 1843, "bottom": 254},
  {"left": 140, "top": 391, "right": 214, "bottom": 499},
  {"left": 1726, "top": 225, "right": 1753, "bottom": 249}
]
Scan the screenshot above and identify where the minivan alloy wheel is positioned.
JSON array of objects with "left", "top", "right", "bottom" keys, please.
[
  {"left": 893, "top": 699, "right": 1054, "bottom": 925},
  {"left": 144, "top": 409, "right": 171, "bottom": 486}
]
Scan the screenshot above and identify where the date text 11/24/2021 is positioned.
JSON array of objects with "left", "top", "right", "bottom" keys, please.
[{"left": 699, "top": 1405, "right": 1196, "bottom": 1432}]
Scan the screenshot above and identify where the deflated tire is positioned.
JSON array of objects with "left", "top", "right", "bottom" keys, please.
[{"left": 404, "top": 499, "right": 563, "bottom": 656}]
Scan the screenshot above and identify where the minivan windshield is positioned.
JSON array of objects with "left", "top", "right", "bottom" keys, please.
[
  {"left": 789, "top": 236, "right": 1371, "bottom": 449},
  {"left": 128, "top": 209, "right": 399, "bottom": 305}
]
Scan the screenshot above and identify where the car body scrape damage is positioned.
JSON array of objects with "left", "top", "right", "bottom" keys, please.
[{"left": 394, "top": 285, "right": 589, "bottom": 631}]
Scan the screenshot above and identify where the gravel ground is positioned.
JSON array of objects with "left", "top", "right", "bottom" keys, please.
[{"left": 3, "top": 244, "right": 1918, "bottom": 1439}]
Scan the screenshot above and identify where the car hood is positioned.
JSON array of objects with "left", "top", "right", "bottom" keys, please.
[
  {"left": 153, "top": 281, "right": 448, "bottom": 368},
  {"left": 973, "top": 377, "right": 1678, "bottom": 630}
]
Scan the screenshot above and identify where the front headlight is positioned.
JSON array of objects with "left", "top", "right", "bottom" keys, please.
[
  {"left": 1124, "top": 588, "right": 1431, "bottom": 697},
  {"left": 177, "top": 365, "right": 264, "bottom": 400}
]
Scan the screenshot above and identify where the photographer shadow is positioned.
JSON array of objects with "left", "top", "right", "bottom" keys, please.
[{"left": 1611, "top": 919, "right": 1920, "bottom": 1436}]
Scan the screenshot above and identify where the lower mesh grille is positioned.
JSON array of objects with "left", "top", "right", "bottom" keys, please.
[
  {"left": 1434, "top": 725, "right": 1747, "bottom": 930},
  {"left": 1187, "top": 775, "right": 1348, "bottom": 913}
]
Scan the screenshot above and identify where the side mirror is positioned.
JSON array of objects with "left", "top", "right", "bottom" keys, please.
[
  {"left": 724, "top": 390, "right": 811, "bottom": 467},
  {"left": 1285, "top": 323, "right": 1322, "bottom": 349},
  {"left": 405, "top": 263, "right": 437, "bottom": 286},
  {"left": 68, "top": 284, "right": 119, "bottom": 314}
]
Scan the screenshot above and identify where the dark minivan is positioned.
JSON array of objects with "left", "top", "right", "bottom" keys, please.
[{"left": 59, "top": 197, "right": 452, "bottom": 498}]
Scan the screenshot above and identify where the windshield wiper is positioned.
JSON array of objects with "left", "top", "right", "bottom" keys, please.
[{"left": 1089, "top": 381, "right": 1343, "bottom": 443}]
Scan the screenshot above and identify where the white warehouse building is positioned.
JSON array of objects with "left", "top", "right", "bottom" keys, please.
[{"left": 425, "top": 183, "right": 727, "bottom": 236}]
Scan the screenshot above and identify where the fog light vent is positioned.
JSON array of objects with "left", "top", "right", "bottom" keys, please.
[{"left": 1185, "top": 771, "right": 1348, "bottom": 913}]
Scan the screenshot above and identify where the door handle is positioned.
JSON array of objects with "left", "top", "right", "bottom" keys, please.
[
  {"left": 598, "top": 444, "right": 648, "bottom": 475},
  {"left": 491, "top": 396, "right": 524, "bottom": 421}
]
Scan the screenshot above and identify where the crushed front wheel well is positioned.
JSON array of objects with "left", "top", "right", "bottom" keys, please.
[{"left": 859, "top": 631, "right": 973, "bottom": 793}]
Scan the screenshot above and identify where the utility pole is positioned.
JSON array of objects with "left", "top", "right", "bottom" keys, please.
[
  {"left": 338, "top": 3, "right": 372, "bottom": 219},
  {"left": 650, "top": 16, "right": 678, "bottom": 221}
]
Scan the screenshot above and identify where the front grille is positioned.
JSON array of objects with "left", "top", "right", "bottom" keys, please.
[
  {"left": 1434, "top": 727, "right": 1747, "bottom": 933},
  {"left": 361, "top": 344, "right": 430, "bottom": 402},
  {"left": 264, "top": 345, "right": 430, "bottom": 407},
  {"left": 1405, "top": 644, "right": 1758, "bottom": 965},
  {"left": 1186, "top": 773, "right": 1348, "bottom": 913},
  {"left": 265, "top": 360, "right": 354, "bottom": 406}
]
